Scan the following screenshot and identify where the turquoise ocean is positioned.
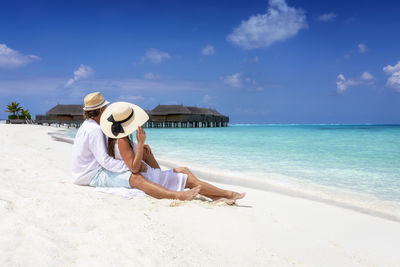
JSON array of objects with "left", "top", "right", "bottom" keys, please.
[{"left": 66, "top": 124, "right": 400, "bottom": 218}]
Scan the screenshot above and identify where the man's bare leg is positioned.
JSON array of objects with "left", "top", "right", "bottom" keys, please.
[
  {"left": 173, "top": 167, "right": 246, "bottom": 202},
  {"left": 129, "top": 173, "right": 200, "bottom": 200}
]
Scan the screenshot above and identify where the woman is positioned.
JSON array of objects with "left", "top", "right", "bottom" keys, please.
[{"left": 100, "top": 102, "right": 245, "bottom": 204}]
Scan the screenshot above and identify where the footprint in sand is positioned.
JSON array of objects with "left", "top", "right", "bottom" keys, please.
[
  {"left": 169, "top": 201, "right": 185, "bottom": 207},
  {"left": 0, "top": 198, "right": 14, "bottom": 211}
]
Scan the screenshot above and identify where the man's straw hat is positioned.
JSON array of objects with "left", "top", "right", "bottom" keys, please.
[
  {"left": 100, "top": 102, "right": 149, "bottom": 139},
  {"left": 83, "top": 92, "right": 109, "bottom": 111}
]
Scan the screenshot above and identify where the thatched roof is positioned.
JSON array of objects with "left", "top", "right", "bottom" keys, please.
[
  {"left": 151, "top": 105, "right": 191, "bottom": 115},
  {"left": 46, "top": 104, "right": 83, "bottom": 116},
  {"left": 209, "top": 109, "right": 223, "bottom": 116},
  {"left": 186, "top": 106, "right": 203, "bottom": 114},
  {"left": 186, "top": 107, "right": 221, "bottom": 116},
  {"left": 197, "top": 108, "right": 214, "bottom": 115},
  {"left": 148, "top": 105, "right": 229, "bottom": 123}
]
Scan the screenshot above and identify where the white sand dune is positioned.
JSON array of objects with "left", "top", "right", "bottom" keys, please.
[{"left": 1, "top": 124, "right": 400, "bottom": 267}]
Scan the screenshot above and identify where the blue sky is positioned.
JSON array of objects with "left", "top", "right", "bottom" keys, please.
[{"left": 1, "top": 0, "right": 400, "bottom": 123}]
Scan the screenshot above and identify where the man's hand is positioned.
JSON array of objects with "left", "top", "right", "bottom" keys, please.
[{"left": 143, "top": 144, "right": 152, "bottom": 155}]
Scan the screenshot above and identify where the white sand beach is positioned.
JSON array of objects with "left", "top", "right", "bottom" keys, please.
[{"left": 1, "top": 124, "right": 400, "bottom": 267}]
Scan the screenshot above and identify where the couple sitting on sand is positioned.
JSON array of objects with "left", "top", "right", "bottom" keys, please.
[{"left": 72, "top": 92, "right": 245, "bottom": 204}]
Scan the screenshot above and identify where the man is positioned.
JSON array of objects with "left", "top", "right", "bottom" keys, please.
[
  {"left": 72, "top": 92, "right": 128, "bottom": 186},
  {"left": 72, "top": 92, "right": 201, "bottom": 200}
]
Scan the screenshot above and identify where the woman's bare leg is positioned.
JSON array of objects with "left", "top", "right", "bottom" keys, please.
[
  {"left": 173, "top": 167, "right": 246, "bottom": 202},
  {"left": 129, "top": 173, "right": 200, "bottom": 200},
  {"left": 142, "top": 145, "right": 161, "bottom": 169}
]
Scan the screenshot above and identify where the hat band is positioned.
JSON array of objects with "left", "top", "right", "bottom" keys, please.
[
  {"left": 107, "top": 109, "right": 134, "bottom": 137},
  {"left": 85, "top": 98, "right": 106, "bottom": 109}
]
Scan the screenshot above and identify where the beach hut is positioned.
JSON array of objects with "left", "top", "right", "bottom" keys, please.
[
  {"left": 150, "top": 105, "right": 192, "bottom": 128},
  {"left": 143, "top": 109, "right": 152, "bottom": 128},
  {"left": 35, "top": 104, "right": 84, "bottom": 126},
  {"left": 45, "top": 104, "right": 84, "bottom": 121},
  {"left": 186, "top": 106, "right": 204, "bottom": 127},
  {"left": 196, "top": 108, "right": 214, "bottom": 127},
  {"left": 222, "top": 115, "right": 229, "bottom": 127},
  {"left": 145, "top": 104, "right": 229, "bottom": 128},
  {"left": 209, "top": 109, "right": 224, "bottom": 127}
]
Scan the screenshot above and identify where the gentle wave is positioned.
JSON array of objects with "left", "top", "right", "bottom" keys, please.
[{"left": 158, "top": 156, "right": 400, "bottom": 222}]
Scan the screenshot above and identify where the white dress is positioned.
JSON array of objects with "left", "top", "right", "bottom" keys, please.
[{"left": 114, "top": 140, "right": 187, "bottom": 192}]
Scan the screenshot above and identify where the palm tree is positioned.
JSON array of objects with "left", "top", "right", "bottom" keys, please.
[
  {"left": 21, "top": 109, "right": 32, "bottom": 120},
  {"left": 5, "top": 102, "right": 22, "bottom": 119}
]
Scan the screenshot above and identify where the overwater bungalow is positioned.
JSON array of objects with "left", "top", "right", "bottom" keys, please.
[
  {"left": 146, "top": 105, "right": 229, "bottom": 128},
  {"left": 147, "top": 105, "right": 192, "bottom": 128},
  {"left": 186, "top": 106, "right": 204, "bottom": 127},
  {"left": 36, "top": 104, "right": 84, "bottom": 126},
  {"left": 209, "top": 109, "right": 229, "bottom": 127},
  {"left": 34, "top": 104, "right": 229, "bottom": 128}
]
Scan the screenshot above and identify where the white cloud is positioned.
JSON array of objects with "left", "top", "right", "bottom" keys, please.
[
  {"left": 221, "top": 73, "right": 243, "bottom": 87},
  {"left": 221, "top": 73, "right": 263, "bottom": 91},
  {"left": 318, "top": 12, "right": 336, "bottom": 22},
  {"left": 118, "top": 95, "right": 144, "bottom": 102},
  {"left": 361, "top": 71, "right": 373, "bottom": 81},
  {"left": 0, "top": 44, "right": 40, "bottom": 68},
  {"left": 358, "top": 43, "right": 367, "bottom": 53},
  {"left": 144, "top": 72, "right": 160, "bottom": 80},
  {"left": 201, "top": 94, "right": 218, "bottom": 107},
  {"left": 86, "top": 78, "right": 205, "bottom": 93},
  {"left": 245, "top": 77, "right": 256, "bottom": 85},
  {"left": 336, "top": 72, "right": 374, "bottom": 93},
  {"left": 202, "top": 94, "right": 212, "bottom": 103},
  {"left": 145, "top": 48, "right": 171, "bottom": 64},
  {"left": 227, "top": 0, "right": 307, "bottom": 49},
  {"left": 201, "top": 45, "right": 215, "bottom": 55},
  {"left": 245, "top": 56, "right": 259, "bottom": 63},
  {"left": 65, "top": 64, "right": 94, "bottom": 87},
  {"left": 383, "top": 61, "right": 400, "bottom": 90},
  {"left": 383, "top": 61, "right": 400, "bottom": 74},
  {"left": 336, "top": 74, "right": 357, "bottom": 93},
  {"left": 0, "top": 77, "right": 209, "bottom": 98}
]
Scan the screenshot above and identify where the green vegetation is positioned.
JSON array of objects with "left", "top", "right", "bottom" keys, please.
[
  {"left": 4, "top": 102, "right": 32, "bottom": 120},
  {"left": 21, "top": 109, "right": 32, "bottom": 120}
]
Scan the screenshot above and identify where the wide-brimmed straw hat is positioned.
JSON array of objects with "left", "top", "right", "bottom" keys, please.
[
  {"left": 83, "top": 92, "right": 110, "bottom": 111},
  {"left": 100, "top": 101, "right": 149, "bottom": 139}
]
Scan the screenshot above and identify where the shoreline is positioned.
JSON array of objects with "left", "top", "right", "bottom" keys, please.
[
  {"left": 2, "top": 124, "right": 400, "bottom": 266},
  {"left": 157, "top": 157, "right": 400, "bottom": 223},
  {"left": 51, "top": 129, "right": 400, "bottom": 223}
]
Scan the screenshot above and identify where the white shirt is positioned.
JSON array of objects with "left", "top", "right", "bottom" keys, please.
[{"left": 72, "top": 119, "right": 129, "bottom": 185}]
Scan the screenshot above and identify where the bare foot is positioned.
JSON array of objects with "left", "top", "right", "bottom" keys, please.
[
  {"left": 230, "top": 192, "right": 246, "bottom": 200},
  {"left": 177, "top": 185, "right": 201, "bottom": 201},
  {"left": 213, "top": 198, "right": 236, "bottom": 205}
]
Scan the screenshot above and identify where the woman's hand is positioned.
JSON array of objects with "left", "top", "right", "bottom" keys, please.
[{"left": 136, "top": 126, "right": 146, "bottom": 145}]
